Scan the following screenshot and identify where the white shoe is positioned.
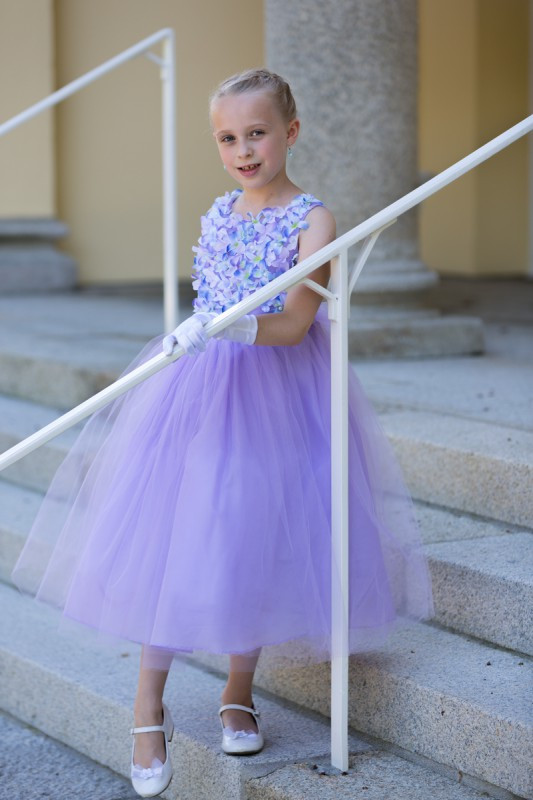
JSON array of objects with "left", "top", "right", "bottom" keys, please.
[
  {"left": 219, "top": 703, "right": 264, "bottom": 755},
  {"left": 130, "top": 703, "right": 174, "bottom": 797}
]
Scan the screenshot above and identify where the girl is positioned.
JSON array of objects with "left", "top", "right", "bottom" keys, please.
[{"left": 13, "top": 69, "right": 434, "bottom": 798}]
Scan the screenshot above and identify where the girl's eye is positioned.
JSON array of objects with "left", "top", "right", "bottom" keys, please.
[
  {"left": 220, "top": 135, "right": 235, "bottom": 143},
  {"left": 250, "top": 130, "right": 265, "bottom": 137}
]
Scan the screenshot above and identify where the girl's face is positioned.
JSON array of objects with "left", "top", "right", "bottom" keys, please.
[{"left": 211, "top": 91, "right": 299, "bottom": 192}]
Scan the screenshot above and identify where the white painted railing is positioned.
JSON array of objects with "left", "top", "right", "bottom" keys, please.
[
  {"left": 0, "top": 29, "right": 178, "bottom": 332},
  {"left": 1, "top": 112, "right": 532, "bottom": 773}
]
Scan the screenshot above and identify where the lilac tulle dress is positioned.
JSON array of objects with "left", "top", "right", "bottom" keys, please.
[{"left": 12, "top": 190, "right": 434, "bottom": 667}]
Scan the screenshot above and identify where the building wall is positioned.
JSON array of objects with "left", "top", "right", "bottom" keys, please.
[
  {"left": 1, "top": 0, "right": 529, "bottom": 282},
  {"left": 54, "top": 0, "right": 264, "bottom": 284},
  {"left": 419, "top": 0, "right": 529, "bottom": 276},
  {"left": 0, "top": 0, "right": 263, "bottom": 284},
  {"left": 0, "top": 0, "right": 56, "bottom": 217}
]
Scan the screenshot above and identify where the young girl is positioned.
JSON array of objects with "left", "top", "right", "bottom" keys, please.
[{"left": 13, "top": 69, "right": 434, "bottom": 798}]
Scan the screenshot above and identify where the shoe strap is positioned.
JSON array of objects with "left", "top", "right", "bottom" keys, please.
[
  {"left": 218, "top": 703, "right": 260, "bottom": 719},
  {"left": 130, "top": 723, "right": 165, "bottom": 735}
]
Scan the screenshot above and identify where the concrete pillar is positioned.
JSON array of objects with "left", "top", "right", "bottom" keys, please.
[{"left": 265, "top": 0, "right": 438, "bottom": 303}]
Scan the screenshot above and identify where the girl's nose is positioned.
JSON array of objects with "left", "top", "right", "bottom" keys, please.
[{"left": 237, "top": 139, "right": 252, "bottom": 158}]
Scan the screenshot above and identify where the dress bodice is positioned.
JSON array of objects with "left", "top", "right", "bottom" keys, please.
[{"left": 192, "top": 189, "right": 323, "bottom": 314}]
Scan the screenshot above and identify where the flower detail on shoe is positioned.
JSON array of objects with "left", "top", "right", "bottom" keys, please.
[
  {"left": 131, "top": 758, "right": 165, "bottom": 780},
  {"left": 222, "top": 727, "right": 260, "bottom": 740}
]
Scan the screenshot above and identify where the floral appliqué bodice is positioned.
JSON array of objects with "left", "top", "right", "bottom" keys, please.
[{"left": 192, "top": 189, "right": 324, "bottom": 314}]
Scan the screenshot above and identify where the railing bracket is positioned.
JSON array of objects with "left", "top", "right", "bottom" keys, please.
[
  {"left": 348, "top": 219, "right": 397, "bottom": 302},
  {"left": 144, "top": 51, "right": 166, "bottom": 68},
  {"left": 303, "top": 277, "right": 336, "bottom": 303},
  {"left": 302, "top": 277, "right": 338, "bottom": 320}
]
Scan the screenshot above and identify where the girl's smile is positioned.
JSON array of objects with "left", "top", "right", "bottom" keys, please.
[{"left": 238, "top": 163, "right": 261, "bottom": 177}]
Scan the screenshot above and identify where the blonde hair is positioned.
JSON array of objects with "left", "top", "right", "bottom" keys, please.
[{"left": 210, "top": 68, "right": 297, "bottom": 122}]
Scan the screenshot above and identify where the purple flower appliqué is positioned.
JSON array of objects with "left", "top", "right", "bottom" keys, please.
[{"left": 191, "top": 190, "right": 323, "bottom": 316}]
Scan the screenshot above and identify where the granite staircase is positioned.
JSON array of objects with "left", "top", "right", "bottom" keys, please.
[{"left": 0, "top": 291, "right": 531, "bottom": 800}]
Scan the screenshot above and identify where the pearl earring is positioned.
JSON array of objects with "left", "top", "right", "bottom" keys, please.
[
  {"left": 287, "top": 147, "right": 293, "bottom": 158},
  {"left": 223, "top": 165, "right": 227, "bottom": 171}
]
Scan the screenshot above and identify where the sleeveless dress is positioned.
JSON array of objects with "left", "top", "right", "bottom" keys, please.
[{"left": 12, "top": 190, "right": 434, "bottom": 666}]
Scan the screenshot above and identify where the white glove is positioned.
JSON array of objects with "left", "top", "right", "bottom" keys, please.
[
  {"left": 163, "top": 311, "right": 259, "bottom": 356},
  {"left": 214, "top": 314, "right": 258, "bottom": 345},
  {"left": 163, "top": 312, "right": 214, "bottom": 356}
]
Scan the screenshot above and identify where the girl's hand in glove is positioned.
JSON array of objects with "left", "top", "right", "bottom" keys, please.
[
  {"left": 163, "top": 311, "right": 259, "bottom": 357},
  {"left": 162, "top": 312, "right": 215, "bottom": 356}
]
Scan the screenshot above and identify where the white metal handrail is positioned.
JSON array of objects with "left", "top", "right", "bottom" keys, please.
[
  {"left": 0, "top": 29, "right": 178, "bottom": 332},
  {"left": 1, "top": 112, "right": 532, "bottom": 773}
]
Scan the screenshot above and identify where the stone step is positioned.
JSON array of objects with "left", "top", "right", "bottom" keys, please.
[
  {"left": 0, "top": 292, "right": 164, "bottom": 409},
  {"left": 381, "top": 409, "right": 533, "bottom": 527},
  {"left": 198, "top": 619, "right": 532, "bottom": 798},
  {"left": 0, "top": 393, "right": 78, "bottom": 492},
  {"left": 1, "top": 472, "right": 530, "bottom": 656},
  {"left": 246, "top": 756, "right": 502, "bottom": 800},
  {"left": 416, "top": 502, "right": 533, "bottom": 655},
  {"left": 349, "top": 313, "right": 484, "bottom": 359},
  {"left": 0, "top": 298, "right": 484, "bottom": 414},
  {"left": 0, "top": 330, "right": 142, "bottom": 410},
  {"left": 0, "top": 582, "right": 518, "bottom": 800},
  {"left": 0, "top": 316, "right": 483, "bottom": 409},
  {"left": 0, "top": 480, "right": 41, "bottom": 584},
  {"left": 354, "top": 350, "right": 533, "bottom": 433},
  {"left": 425, "top": 530, "right": 533, "bottom": 656},
  {"left": 0, "top": 708, "right": 132, "bottom": 799}
]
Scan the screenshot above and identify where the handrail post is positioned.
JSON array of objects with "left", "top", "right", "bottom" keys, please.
[
  {"left": 329, "top": 249, "right": 350, "bottom": 772},
  {"left": 161, "top": 30, "right": 178, "bottom": 331},
  {"left": 0, "top": 28, "right": 179, "bottom": 332}
]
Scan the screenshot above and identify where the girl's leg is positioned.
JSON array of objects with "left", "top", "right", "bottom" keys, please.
[
  {"left": 132, "top": 646, "right": 173, "bottom": 768},
  {"left": 220, "top": 650, "right": 261, "bottom": 733}
]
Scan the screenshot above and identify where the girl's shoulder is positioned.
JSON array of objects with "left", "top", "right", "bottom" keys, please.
[
  {"left": 298, "top": 203, "right": 336, "bottom": 250},
  {"left": 287, "top": 192, "right": 326, "bottom": 222},
  {"left": 301, "top": 202, "right": 335, "bottom": 226},
  {"left": 290, "top": 194, "right": 335, "bottom": 238}
]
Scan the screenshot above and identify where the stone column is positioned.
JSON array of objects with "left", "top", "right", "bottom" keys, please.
[{"left": 265, "top": 0, "right": 437, "bottom": 303}]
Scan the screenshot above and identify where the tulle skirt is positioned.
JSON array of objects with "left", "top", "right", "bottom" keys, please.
[{"left": 12, "top": 305, "right": 434, "bottom": 667}]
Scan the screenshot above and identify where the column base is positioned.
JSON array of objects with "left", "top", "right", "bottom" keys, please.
[
  {"left": 348, "top": 258, "right": 484, "bottom": 357},
  {"left": 351, "top": 258, "right": 439, "bottom": 307},
  {"left": 348, "top": 310, "right": 484, "bottom": 359},
  {"left": 0, "top": 219, "right": 77, "bottom": 293}
]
